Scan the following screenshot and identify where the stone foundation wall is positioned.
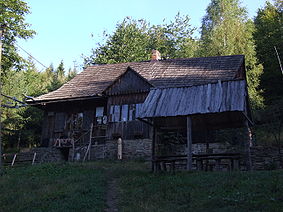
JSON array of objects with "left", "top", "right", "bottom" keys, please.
[
  {"left": 33, "top": 143, "right": 283, "bottom": 171},
  {"left": 89, "top": 141, "right": 237, "bottom": 161},
  {"left": 157, "top": 142, "right": 239, "bottom": 156},
  {"left": 68, "top": 139, "right": 152, "bottom": 161},
  {"left": 251, "top": 146, "right": 283, "bottom": 170},
  {"left": 32, "top": 147, "right": 65, "bottom": 163},
  {"left": 100, "top": 139, "right": 152, "bottom": 160}
]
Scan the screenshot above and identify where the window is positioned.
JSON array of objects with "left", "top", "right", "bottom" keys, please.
[
  {"left": 54, "top": 112, "right": 66, "bottom": 132},
  {"left": 96, "top": 107, "right": 104, "bottom": 117},
  {"left": 96, "top": 107, "right": 104, "bottom": 125},
  {"left": 109, "top": 103, "right": 143, "bottom": 122}
]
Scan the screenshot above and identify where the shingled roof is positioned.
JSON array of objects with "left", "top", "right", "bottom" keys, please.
[
  {"left": 32, "top": 55, "right": 244, "bottom": 103},
  {"left": 138, "top": 80, "right": 247, "bottom": 118}
]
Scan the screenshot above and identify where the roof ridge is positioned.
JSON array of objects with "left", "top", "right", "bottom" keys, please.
[
  {"left": 86, "top": 55, "right": 244, "bottom": 68},
  {"left": 30, "top": 55, "right": 246, "bottom": 104}
]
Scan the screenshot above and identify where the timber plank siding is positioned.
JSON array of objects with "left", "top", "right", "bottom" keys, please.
[
  {"left": 104, "top": 67, "right": 152, "bottom": 96},
  {"left": 107, "top": 121, "right": 151, "bottom": 140}
]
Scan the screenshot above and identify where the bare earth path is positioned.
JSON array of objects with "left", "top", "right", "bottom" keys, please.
[{"left": 104, "top": 174, "right": 119, "bottom": 212}]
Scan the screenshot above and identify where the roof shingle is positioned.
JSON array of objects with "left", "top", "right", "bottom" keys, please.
[{"left": 33, "top": 55, "right": 244, "bottom": 102}]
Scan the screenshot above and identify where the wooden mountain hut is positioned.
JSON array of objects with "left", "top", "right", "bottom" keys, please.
[{"left": 28, "top": 52, "right": 253, "bottom": 168}]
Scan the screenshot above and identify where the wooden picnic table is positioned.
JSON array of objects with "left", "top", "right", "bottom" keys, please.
[
  {"left": 153, "top": 153, "right": 242, "bottom": 172},
  {"left": 194, "top": 153, "right": 241, "bottom": 171}
]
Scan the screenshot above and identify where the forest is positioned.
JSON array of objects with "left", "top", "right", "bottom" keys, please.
[{"left": 0, "top": 0, "right": 282, "bottom": 151}]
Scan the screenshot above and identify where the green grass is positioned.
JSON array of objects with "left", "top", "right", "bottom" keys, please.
[
  {"left": 1, "top": 161, "right": 283, "bottom": 212},
  {"left": 118, "top": 170, "right": 283, "bottom": 212},
  {"left": 0, "top": 163, "right": 106, "bottom": 212}
]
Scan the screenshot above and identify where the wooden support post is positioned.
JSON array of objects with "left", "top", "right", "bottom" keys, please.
[
  {"left": 232, "top": 159, "right": 239, "bottom": 171},
  {"left": 72, "top": 139, "right": 75, "bottom": 161},
  {"left": 117, "top": 138, "right": 123, "bottom": 160},
  {"left": 88, "top": 124, "right": 93, "bottom": 160},
  {"left": 245, "top": 120, "right": 252, "bottom": 170},
  {"left": 32, "top": 152, "right": 37, "bottom": 165},
  {"left": 11, "top": 154, "right": 17, "bottom": 166},
  {"left": 215, "top": 159, "right": 221, "bottom": 171},
  {"left": 151, "top": 126, "right": 156, "bottom": 172},
  {"left": 187, "top": 117, "right": 192, "bottom": 171},
  {"left": 196, "top": 159, "right": 203, "bottom": 171}
]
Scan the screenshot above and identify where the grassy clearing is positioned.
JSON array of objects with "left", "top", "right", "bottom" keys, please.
[
  {"left": 1, "top": 161, "right": 283, "bottom": 212},
  {"left": 117, "top": 167, "right": 283, "bottom": 212},
  {"left": 0, "top": 163, "right": 106, "bottom": 212}
]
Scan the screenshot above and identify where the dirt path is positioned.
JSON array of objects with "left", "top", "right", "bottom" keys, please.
[{"left": 104, "top": 177, "right": 119, "bottom": 212}]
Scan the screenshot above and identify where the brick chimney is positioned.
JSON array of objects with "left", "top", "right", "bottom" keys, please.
[{"left": 151, "top": 49, "right": 161, "bottom": 60}]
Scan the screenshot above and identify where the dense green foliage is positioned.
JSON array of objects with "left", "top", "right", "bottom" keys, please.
[
  {"left": 1, "top": 59, "right": 76, "bottom": 149},
  {"left": 199, "top": 0, "right": 264, "bottom": 108},
  {"left": 0, "top": 163, "right": 106, "bottom": 212},
  {"left": 254, "top": 0, "right": 283, "bottom": 105},
  {"left": 1, "top": 161, "right": 283, "bottom": 211},
  {"left": 84, "top": 13, "right": 198, "bottom": 65},
  {"left": 0, "top": 0, "right": 35, "bottom": 72},
  {"left": 0, "top": 0, "right": 77, "bottom": 150}
]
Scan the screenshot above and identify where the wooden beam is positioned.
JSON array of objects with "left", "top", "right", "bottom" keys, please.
[
  {"left": 137, "top": 118, "right": 153, "bottom": 127},
  {"left": 187, "top": 117, "right": 192, "bottom": 170},
  {"left": 151, "top": 126, "right": 157, "bottom": 172},
  {"left": 245, "top": 120, "right": 252, "bottom": 170},
  {"left": 242, "top": 112, "right": 254, "bottom": 126}
]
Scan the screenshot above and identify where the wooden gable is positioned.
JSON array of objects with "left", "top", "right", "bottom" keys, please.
[{"left": 103, "top": 67, "right": 153, "bottom": 96}]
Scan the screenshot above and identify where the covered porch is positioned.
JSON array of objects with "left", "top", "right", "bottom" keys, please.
[{"left": 138, "top": 80, "right": 253, "bottom": 172}]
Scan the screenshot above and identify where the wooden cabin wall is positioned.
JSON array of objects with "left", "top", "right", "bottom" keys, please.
[
  {"left": 40, "top": 98, "right": 107, "bottom": 146},
  {"left": 40, "top": 93, "right": 154, "bottom": 146},
  {"left": 104, "top": 68, "right": 152, "bottom": 96},
  {"left": 107, "top": 121, "right": 152, "bottom": 140},
  {"left": 107, "top": 92, "right": 151, "bottom": 140},
  {"left": 82, "top": 110, "right": 94, "bottom": 143},
  {"left": 107, "top": 93, "right": 148, "bottom": 105}
]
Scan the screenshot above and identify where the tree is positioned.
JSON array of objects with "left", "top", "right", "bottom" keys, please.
[
  {"left": 44, "top": 61, "right": 68, "bottom": 91},
  {"left": 66, "top": 67, "right": 77, "bottom": 81},
  {"left": 200, "top": 0, "right": 264, "bottom": 109},
  {"left": 254, "top": 0, "right": 283, "bottom": 105},
  {"left": 84, "top": 14, "right": 198, "bottom": 65},
  {"left": 148, "top": 13, "right": 198, "bottom": 59},
  {"left": 0, "top": 0, "right": 35, "bottom": 73},
  {"left": 85, "top": 17, "right": 150, "bottom": 65},
  {"left": 1, "top": 59, "right": 46, "bottom": 149},
  {"left": 50, "top": 60, "right": 66, "bottom": 90}
]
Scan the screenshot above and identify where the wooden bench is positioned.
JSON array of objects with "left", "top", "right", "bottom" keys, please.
[
  {"left": 153, "top": 155, "right": 188, "bottom": 173},
  {"left": 153, "top": 153, "right": 242, "bottom": 172}
]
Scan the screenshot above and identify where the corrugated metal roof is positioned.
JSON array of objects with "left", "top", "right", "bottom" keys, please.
[
  {"left": 32, "top": 55, "right": 244, "bottom": 102},
  {"left": 138, "top": 80, "right": 247, "bottom": 118}
]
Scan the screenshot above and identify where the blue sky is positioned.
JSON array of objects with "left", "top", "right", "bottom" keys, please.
[{"left": 17, "top": 0, "right": 267, "bottom": 71}]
